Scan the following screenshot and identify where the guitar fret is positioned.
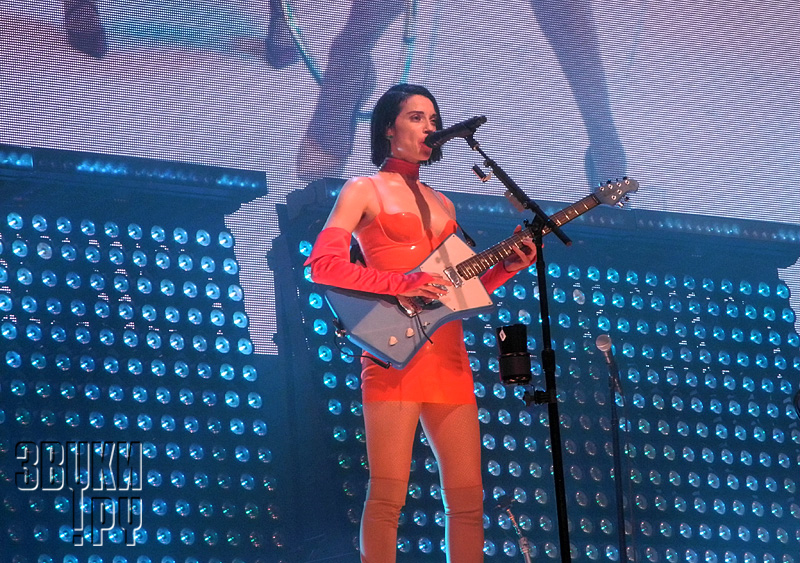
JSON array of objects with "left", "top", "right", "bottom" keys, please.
[{"left": 453, "top": 184, "right": 633, "bottom": 281}]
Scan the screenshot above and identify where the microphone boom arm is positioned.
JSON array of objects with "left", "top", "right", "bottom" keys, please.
[{"left": 465, "top": 135, "right": 571, "bottom": 246}]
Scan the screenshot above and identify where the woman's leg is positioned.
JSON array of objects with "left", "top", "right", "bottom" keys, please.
[
  {"left": 421, "top": 402, "right": 485, "bottom": 563},
  {"left": 360, "top": 400, "right": 422, "bottom": 563}
]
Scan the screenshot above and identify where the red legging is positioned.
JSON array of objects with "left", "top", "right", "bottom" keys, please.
[{"left": 360, "top": 401, "right": 484, "bottom": 562}]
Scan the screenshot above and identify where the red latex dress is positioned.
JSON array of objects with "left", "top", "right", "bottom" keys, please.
[{"left": 354, "top": 177, "right": 476, "bottom": 404}]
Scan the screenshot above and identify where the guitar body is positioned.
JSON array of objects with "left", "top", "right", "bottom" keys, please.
[{"left": 324, "top": 234, "right": 494, "bottom": 369}]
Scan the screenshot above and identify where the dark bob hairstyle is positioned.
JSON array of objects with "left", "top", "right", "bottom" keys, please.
[{"left": 370, "top": 83, "right": 444, "bottom": 167}]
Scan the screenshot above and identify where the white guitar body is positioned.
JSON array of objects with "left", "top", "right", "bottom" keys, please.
[{"left": 324, "top": 234, "right": 494, "bottom": 369}]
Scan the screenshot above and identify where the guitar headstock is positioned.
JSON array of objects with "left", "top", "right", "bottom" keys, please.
[{"left": 594, "top": 177, "right": 639, "bottom": 207}]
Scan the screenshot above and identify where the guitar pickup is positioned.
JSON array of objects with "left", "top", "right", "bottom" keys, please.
[{"left": 443, "top": 267, "right": 463, "bottom": 288}]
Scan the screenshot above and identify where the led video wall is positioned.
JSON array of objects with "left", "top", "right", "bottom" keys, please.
[{"left": 1, "top": 1, "right": 798, "bottom": 355}]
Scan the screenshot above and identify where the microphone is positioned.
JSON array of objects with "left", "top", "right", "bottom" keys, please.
[
  {"left": 424, "top": 115, "right": 487, "bottom": 148},
  {"left": 497, "top": 324, "right": 531, "bottom": 385},
  {"left": 595, "top": 334, "right": 621, "bottom": 387},
  {"left": 595, "top": 334, "right": 615, "bottom": 367}
]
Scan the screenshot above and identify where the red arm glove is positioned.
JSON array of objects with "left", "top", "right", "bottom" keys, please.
[
  {"left": 480, "top": 262, "right": 517, "bottom": 294},
  {"left": 305, "top": 227, "right": 435, "bottom": 295}
]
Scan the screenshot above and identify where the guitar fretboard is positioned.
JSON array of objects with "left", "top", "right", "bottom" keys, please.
[{"left": 456, "top": 193, "right": 601, "bottom": 280}]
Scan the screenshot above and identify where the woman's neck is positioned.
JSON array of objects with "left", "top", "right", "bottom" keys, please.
[{"left": 380, "top": 157, "right": 420, "bottom": 181}]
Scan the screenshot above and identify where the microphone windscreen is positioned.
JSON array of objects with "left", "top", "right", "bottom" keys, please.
[
  {"left": 595, "top": 334, "right": 612, "bottom": 352},
  {"left": 497, "top": 324, "right": 527, "bottom": 355}
]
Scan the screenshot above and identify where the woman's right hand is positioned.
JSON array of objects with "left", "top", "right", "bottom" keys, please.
[
  {"left": 396, "top": 273, "right": 452, "bottom": 314},
  {"left": 397, "top": 272, "right": 453, "bottom": 299}
]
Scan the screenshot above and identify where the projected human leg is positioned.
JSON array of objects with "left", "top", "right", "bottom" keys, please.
[
  {"left": 296, "top": 0, "right": 404, "bottom": 181},
  {"left": 62, "top": 0, "right": 107, "bottom": 58},
  {"left": 529, "top": 0, "right": 627, "bottom": 188}
]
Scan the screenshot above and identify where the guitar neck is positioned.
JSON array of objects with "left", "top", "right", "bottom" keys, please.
[{"left": 456, "top": 193, "right": 601, "bottom": 280}]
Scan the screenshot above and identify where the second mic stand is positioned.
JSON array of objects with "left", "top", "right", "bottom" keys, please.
[
  {"left": 466, "top": 135, "right": 573, "bottom": 563},
  {"left": 605, "top": 349, "right": 631, "bottom": 563}
]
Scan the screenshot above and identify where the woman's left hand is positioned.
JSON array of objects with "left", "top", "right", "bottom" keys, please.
[{"left": 502, "top": 226, "right": 537, "bottom": 272}]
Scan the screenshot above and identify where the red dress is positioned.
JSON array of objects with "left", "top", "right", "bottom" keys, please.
[{"left": 354, "top": 178, "right": 476, "bottom": 404}]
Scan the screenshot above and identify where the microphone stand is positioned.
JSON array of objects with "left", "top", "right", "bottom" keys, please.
[
  {"left": 465, "top": 137, "right": 571, "bottom": 247},
  {"left": 603, "top": 346, "right": 631, "bottom": 563},
  {"left": 465, "top": 135, "right": 573, "bottom": 563},
  {"left": 497, "top": 497, "right": 534, "bottom": 563}
]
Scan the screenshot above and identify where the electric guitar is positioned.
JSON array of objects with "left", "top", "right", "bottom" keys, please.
[{"left": 324, "top": 178, "right": 639, "bottom": 368}]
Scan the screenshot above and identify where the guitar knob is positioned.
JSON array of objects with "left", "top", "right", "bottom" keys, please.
[
  {"left": 388, "top": 336, "right": 398, "bottom": 346},
  {"left": 405, "top": 328, "right": 415, "bottom": 338}
]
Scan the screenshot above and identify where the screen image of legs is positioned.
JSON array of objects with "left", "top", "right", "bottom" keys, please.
[
  {"left": 361, "top": 400, "right": 484, "bottom": 563},
  {"left": 297, "top": 0, "right": 626, "bottom": 187},
  {"left": 529, "top": 0, "right": 627, "bottom": 187},
  {"left": 296, "top": 0, "right": 405, "bottom": 181},
  {"left": 60, "top": 0, "right": 299, "bottom": 66},
  {"left": 63, "top": 0, "right": 107, "bottom": 58}
]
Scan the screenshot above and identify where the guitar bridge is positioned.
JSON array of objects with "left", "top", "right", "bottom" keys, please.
[
  {"left": 397, "top": 299, "right": 419, "bottom": 318},
  {"left": 443, "top": 267, "right": 462, "bottom": 288},
  {"left": 397, "top": 296, "right": 445, "bottom": 318}
]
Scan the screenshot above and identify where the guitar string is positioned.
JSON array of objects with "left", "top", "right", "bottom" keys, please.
[
  {"left": 457, "top": 231, "right": 529, "bottom": 279},
  {"left": 455, "top": 191, "right": 605, "bottom": 280}
]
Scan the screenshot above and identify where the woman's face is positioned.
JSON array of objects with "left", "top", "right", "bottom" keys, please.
[{"left": 386, "top": 94, "right": 437, "bottom": 163}]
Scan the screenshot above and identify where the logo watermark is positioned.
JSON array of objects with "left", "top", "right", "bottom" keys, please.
[{"left": 15, "top": 441, "right": 143, "bottom": 546}]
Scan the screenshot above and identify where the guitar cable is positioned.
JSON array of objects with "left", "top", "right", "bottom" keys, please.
[
  {"left": 330, "top": 317, "right": 392, "bottom": 369},
  {"left": 329, "top": 312, "right": 434, "bottom": 370},
  {"left": 413, "top": 311, "right": 434, "bottom": 346}
]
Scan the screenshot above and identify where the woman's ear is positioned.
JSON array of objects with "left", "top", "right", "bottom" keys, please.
[{"left": 385, "top": 124, "right": 395, "bottom": 140}]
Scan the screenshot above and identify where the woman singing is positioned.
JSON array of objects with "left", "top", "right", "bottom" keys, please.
[{"left": 306, "top": 83, "right": 537, "bottom": 562}]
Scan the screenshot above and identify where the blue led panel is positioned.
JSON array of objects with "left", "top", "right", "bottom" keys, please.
[
  {"left": 274, "top": 180, "right": 800, "bottom": 562},
  {"left": 0, "top": 148, "right": 288, "bottom": 563}
]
